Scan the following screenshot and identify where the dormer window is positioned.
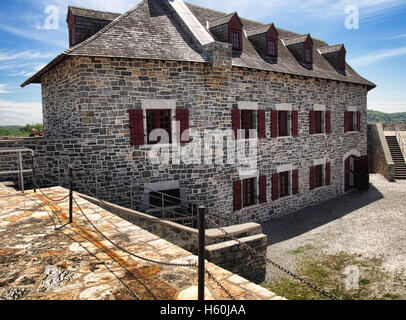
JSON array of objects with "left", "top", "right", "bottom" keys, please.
[
  {"left": 208, "top": 13, "right": 243, "bottom": 51},
  {"left": 247, "top": 23, "right": 278, "bottom": 59},
  {"left": 284, "top": 34, "right": 313, "bottom": 66},
  {"left": 319, "top": 44, "right": 346, "bottom": 72}
]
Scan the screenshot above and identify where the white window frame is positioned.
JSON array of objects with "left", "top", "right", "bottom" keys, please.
[
  {"left": 313, "top": 104, "right": 326, "bottom": 135},
  {"left": 346, "top": 106, "right": 358, "bottom": 133},
  {"left": 237, "top": 102, "right": 258, "bottom": 141},
  {"left": 275, "top": 103, "right": 293, "bottom": 138},
  {"left": 141, "top": 99, "right": 177, "bottom": 146},
  {"left": 239, "top": 170, "right": 261, "bottom": 211},
  {"left": 276, "top": 164, "right": 295, "bottom": 198},
  {"left": 313, "top": 158, "right": 327, "bottom": 189}
]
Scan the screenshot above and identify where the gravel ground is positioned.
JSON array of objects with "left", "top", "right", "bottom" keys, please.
[{"left": 262, "top": 174, "right": 406, "bottom": 296}]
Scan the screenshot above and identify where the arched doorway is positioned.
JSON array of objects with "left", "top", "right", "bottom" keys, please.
[{"left": 344, "top": 153, "right": 369, "bottom": 192}]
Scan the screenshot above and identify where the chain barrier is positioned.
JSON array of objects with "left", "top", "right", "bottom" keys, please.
[
  {"left": 205, "top": 216, "right": 339, "bottom": 300},
  {"left": 204, "top": 269, "right": 235, "bottom": 300},
  {"left": 72, "top": 196, "right": 198, "bottom": 269},
  {"left": 33, "top": 180, "right": 70, "bottom": 202}
]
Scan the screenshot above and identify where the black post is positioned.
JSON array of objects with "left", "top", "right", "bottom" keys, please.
[
  {"left": 198, "top": 206, "right": 206, "bottom": 301},
  {"left": 69, "top": 166, "right": 73, "bottom": 224},
  {"left": 31, "top": 154, "right": 36, "bottom": 193}
]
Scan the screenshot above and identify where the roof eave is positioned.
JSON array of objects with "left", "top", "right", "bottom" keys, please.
[{"left": 20, "top": 54, "right": 68, "bottom": 88}]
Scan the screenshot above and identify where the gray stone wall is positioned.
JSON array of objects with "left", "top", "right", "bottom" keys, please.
[
  {"left": 381, "top": 122, "right": 406, "bottom": 131},
  {"left": 6, "top": 55, "right": 369, "bottom": 226},
  {"left": 367, "top": 123, "right": 395, "bottom": 181}
]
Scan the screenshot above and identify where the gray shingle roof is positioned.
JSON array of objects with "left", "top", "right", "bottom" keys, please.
[
  {"left": 318, "top": 44, "right": 345, "bottom": 55},
  {"left": 208, "top": 12, "right": 237, "bottom": 28},
  {"left": 283, "top": 34, "right": 311, "bottom": 46},
  {"left": 22, "top": 0, "right": 375, "bottom": 89},
  {"left": 67, "top": 6, "right": 121, "bottom": 21},
  {"left": 245, "top": 24, "right": 276, "bottom": 37}
]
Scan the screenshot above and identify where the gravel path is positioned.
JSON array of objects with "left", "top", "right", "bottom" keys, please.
[{"left": 262, "top": 174, "right": 406, "bottom": 290}]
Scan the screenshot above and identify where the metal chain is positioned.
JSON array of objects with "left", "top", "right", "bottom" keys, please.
[
  {"left": 205, "top": 216, "right": 339, "bottom": 300},
  {"left": 72, "top": 196, "right": 198, "bottom": 269},
  {"left": 33, "top": 180, "right": 70, "bottom": 202},
  {"left": 205, "top": 269, "right": 235, "bottom": 300}
]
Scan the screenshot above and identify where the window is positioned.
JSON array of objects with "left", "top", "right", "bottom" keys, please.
[
  {"left": 241, "top": 110, "right": 255, "bottom": 139},
  {"left": 268, "top": 39, "right": 276, "bottom": 57},
  {"left": 271, "top": 109, "right": 298, "bottom": 138},
  {"left": 149, "top": 189, "right": 181, "bottom": 208},
  {"left": 279, "top": 171, "right": 290, "bottom": 198},
  {"left": 146, "top": 109, "right": 172, "bottom": 144},
  {"left": 305, "top": 48, "right": 312, "bottom": 63},
  {"left": 233, "top": 175, "right": 267, "bottom": 211},
  {"left": 242, "top": 177, "right": 256, "bottom": 208},
  {"left": 278, "top": 111, "right": 289, "bottom": 137},
  {"left": 315, "top": 111, "right": 323, "bottom": 134},
  {"left": 231, "top": 31, "right": 241, "bottom": 50},
  {"left": 310, "top": 162, "right": 331, "bottom": 190},
  {"left": 272, "top": 169, "right": 299, "bottom": 201},
  {"left": 315, "top": 165, "right": 323, "bottom": 188},
  {"left": 348, "top": 111, "right": 355, "bottom": 132}
]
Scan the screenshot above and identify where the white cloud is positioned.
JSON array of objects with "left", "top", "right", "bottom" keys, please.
[
  {"left": 389, "top": 33, "right": 406, "bottom": 39},
  {"left": 0, "top": 50, "right": 55, "bottom": 62},
  {"left": 348, "top": 46, "right": 406, "bottom": 67},
  {"left": 0, "top": 84, "right": 13, "bottom": 94},
  {"left": 0, "top": 99, "right": 43, "bottom": 126}
]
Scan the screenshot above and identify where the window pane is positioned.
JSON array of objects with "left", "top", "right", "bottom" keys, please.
[
  {"left": 146, "top": 109, "right": 172, "bottom": 144},
  {"left": 315, "top": 111, "right": 323, "bottom": 134},
  {"left": 241, "top": 110, "right": 254, "bottom": 139},
  {"left": 305, "top": 49, "right": 311, "bottom": 62},
  {"left": 231, "top": 31, "right": 240, "bottom": 49},
  {"left": 269, "top": 40, "right": 275, "bottom": 56},
  {"left": 278, "top": 111, "right": 288, "bottom": 136},
  {"left": 279, "top": 171, "right": 289, "bottom": 198},
  {"left": 243, "top": 178, "right": 256, "bottom": 207},
  {"left": 315, "top": 165, "right": 323, "bottom": 188},
  {"left": 348, "top": 112, "right": 354, "bottom": 131}
]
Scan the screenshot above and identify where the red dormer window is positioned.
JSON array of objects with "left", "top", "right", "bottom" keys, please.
[
  {"left": 304, "top": 35, "right": 313, "bottom": 64},
  {"left": 266, "top": 24, "right": 279, "bottom": 58},
  {"left": 338, "top": 46, "right": 346, "bottom": 70},
  {"left": 228, "top": 13, "right": 243, "bottom": 51}
]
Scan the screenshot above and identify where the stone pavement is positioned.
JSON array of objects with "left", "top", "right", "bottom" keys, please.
[
  {"left": 0, "top": 183, "right": 284, "bottom": 300},
  {"left": 263, "top": 174, "right": 406, "bottom": 295}
]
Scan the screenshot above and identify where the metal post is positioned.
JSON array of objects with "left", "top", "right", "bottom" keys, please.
[
  {"left": 31, "top": 154, "right": 36, "bottom": 193},
  {"left": 18, "top": 151, "right": 24, "bottom": 193},
  {"left": 198, "top": 206, "right": 206, "bottom": 301},
  {"left": 69, "top": 166, "right": 73, "bottom": 224},
  {"left": 162, "top": 193, "right": 165, "bottom": 219}
]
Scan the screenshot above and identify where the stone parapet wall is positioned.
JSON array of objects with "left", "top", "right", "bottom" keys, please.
[
  {"left": 367, "top": 123, "right": 395, "bottom": 181},
  {"left": 206, "top": 234, "right": 267, "bottom": 283},
  {"left": 381, "top": 122, "right": 406, "bottom": 131}
]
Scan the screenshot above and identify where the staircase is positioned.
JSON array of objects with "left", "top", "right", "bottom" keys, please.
[{"left": 386, "top": 136, "right": 406, "bottom": 179}]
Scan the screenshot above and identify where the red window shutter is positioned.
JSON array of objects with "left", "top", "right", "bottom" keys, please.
[
  {"left": 271, "top": 110, "right": 278, "bottom": 138},
  {"left": 292, "top": 169, "right": 299, "bottom": 195},
  {"left": 325, "top": 162, "right": 331, "bottom": 186},
  {"left": 325, "top": 111, "right": 331, "bottom": 134},
  {"left": 232, "top": 109, "right": 240, "bottom": 140},
  {"left": 129, "top": 109, "right": 144, "bottom": 146},
  {"left": 309, "top": 110, "right": 316, "bottom": 134},
  {"left": 259, "top": 175, "right": 267, "bottom": 203},
  {"left": 176, "top": 109, "right": 190, "bottom": 143},
  {"left": 233, "top": 180, "right": 242, "bottom": 211},
  {"left": 291, "top": 110, "right": 298, "bottom": 136},
  {"left": 344, "top": 111, "right": 349, "bottom": 133},
  {"left": 309, "top": 166, "right": 315, "bottom": 190},
  {"left": 357, "top": 111, "right": 361, "bottom": 132},
  {"left": 257, "top": 110, "right": 266, "bottom": 139},
  {"left": 271, "top": 173, "right": 279, "bottom": 200}
]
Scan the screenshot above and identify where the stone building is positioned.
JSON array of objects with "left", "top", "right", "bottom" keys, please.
[{"left": 20, "top": 0, "right": 375, "bottom": 225}]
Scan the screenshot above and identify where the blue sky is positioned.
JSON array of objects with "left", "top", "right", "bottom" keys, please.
[{"left": 0, "top": 0, "right": 406, "bottom": 125}]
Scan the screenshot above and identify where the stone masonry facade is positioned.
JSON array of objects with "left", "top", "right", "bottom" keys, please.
[{"left": 25, "top": 52, "right": 368, "bottom": 226}]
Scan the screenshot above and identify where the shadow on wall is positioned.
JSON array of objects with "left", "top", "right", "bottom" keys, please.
[{"left": 261, "top": 184, "right": 384, "bottom": 245}]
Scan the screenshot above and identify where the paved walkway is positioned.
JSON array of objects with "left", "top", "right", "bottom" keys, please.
[
  {"left": 0, "top": 183, "right": 283, "bottom": 300},
  {"left": 262, "top": 174, "right": 406, "bottom": 297}
]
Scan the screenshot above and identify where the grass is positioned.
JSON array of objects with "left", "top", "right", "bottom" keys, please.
[
  {"left": 262, "top": 251, "right": 404, "bottom": 300},
  {"left": 287, "top": 244, "right": 314, "bottom": 255}
]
